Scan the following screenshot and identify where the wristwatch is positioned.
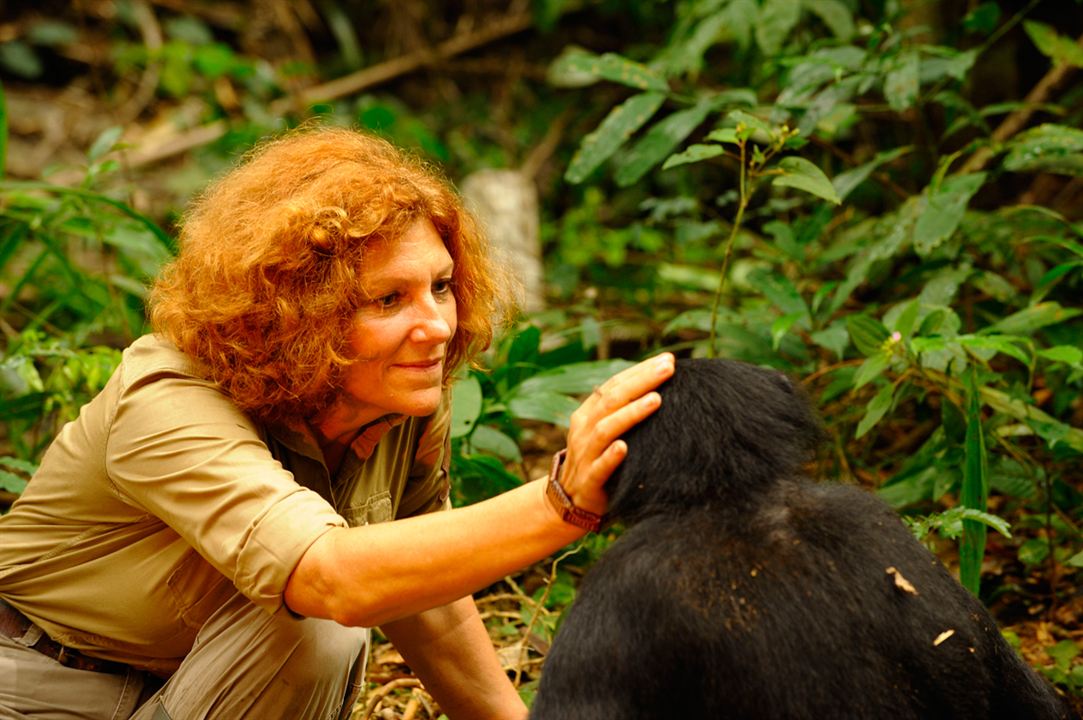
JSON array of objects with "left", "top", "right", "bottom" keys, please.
[{"left": 545, "top": 449, "right": 602, "bottom": 532}]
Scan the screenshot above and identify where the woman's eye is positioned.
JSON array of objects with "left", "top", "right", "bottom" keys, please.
[
  {"left": 433, "top": 278, "right": 454, "bottom": 296},
  {"left": 377, "top": 293, "right": 399, "bottom": 308}
]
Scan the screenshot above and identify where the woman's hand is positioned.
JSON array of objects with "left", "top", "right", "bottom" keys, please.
[{"left": 557, "top": 353, "right": 675, "bottom": 517}]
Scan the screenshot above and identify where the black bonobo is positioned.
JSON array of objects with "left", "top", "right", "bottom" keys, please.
[{"left": 530, "top": 358, "right": 1075, "bottom": 720}]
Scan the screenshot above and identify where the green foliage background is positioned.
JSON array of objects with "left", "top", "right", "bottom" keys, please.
[{"left": 0, "top": 0, "right": 1080, "bottom": 704}]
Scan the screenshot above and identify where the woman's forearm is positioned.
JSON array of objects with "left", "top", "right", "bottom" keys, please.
[
  {"left": 284, "top": 478, "right": 582, "bottom": 627},
  {"left": 380, "top": 597, "right": 527, "bottom": 720}
]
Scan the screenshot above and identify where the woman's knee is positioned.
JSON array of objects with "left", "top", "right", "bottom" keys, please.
[{"left": 276, "top": 618, "right": 368, "bottom": 687}]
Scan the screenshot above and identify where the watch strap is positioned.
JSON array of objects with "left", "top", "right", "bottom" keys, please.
[{"left": 544, "top": 449, "right": 602, "bottom": 532}]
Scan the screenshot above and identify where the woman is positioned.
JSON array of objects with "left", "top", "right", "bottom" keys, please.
[{"left": 0, "top": 127, "right": 674, "bottom": 720}]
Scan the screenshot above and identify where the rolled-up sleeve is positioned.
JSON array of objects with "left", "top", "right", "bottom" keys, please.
[{"left": 106, "top": 370, "right": 346, "bottom": 613}]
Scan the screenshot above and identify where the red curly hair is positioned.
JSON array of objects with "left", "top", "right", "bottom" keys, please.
[{"left": 150, "top": 126, "right": 510, "bottom": 424}]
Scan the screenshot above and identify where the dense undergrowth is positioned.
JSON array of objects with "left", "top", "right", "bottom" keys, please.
[{"left": 0, "top": 0, "right": 1080, "bottom": 714}]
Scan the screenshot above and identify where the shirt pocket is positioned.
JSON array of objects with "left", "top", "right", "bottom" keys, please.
[
  {"left": 166, "top": 550, "right": 238, "bottom": 630},
  {"left": 341, "top": 490, "right": 393, "bottom": 527}
]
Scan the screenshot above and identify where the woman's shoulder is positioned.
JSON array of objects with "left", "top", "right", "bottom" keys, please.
[{"left": 119, "top": 333, "right": 209, "bottom": 385}]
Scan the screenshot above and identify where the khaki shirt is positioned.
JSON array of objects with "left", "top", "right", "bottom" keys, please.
[{"left": 0, "top": 335, "right": 452, "bottom": 675}]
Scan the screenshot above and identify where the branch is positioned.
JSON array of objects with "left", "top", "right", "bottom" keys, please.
[
  {"left": 959, "top": 33, "right": 1083, "bottom": 175},
  {"left": 123, "top": 12, "right": 534, "bottom": 171}
]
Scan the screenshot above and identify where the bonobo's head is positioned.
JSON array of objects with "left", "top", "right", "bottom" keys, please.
[{"left": 604, "top": 358, "right": 826, "bottom": 525}]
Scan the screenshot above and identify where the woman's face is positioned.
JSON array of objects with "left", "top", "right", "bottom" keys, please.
[{"left": 332, "top": 218, "right": 457, "bottom": 430}]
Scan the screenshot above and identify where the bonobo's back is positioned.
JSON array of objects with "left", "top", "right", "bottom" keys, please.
[{"left": 531, "top": 358, "right": 1075, "bottom": 720}]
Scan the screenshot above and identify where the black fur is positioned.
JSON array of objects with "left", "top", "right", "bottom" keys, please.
[{"left": 531, "top": 358, "right": 1075, "bottom": 720}]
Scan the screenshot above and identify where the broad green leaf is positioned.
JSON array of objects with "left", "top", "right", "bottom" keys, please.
[
  {"left": 810, "top": 322, "right": 849, "bottom": 359},
  {"left": 564, "top": 92, "right": 667, "bottom": 184},
  {"left": 706, "top": 127, "right": 740, "bottom": 145},
  {"left": 1003, "top": 123, "right": 1083, "bottom": 176},
  {"left": 884, "top": 50, "right": 920, "bottom": 111},
  {"left": 755, "top": 0, "right": 801, "bottom": 56},
  {"left": 748, "top": 267, "right": 809, "bottom": 322},
  {"left": 515, "top": 359, "right": 634, "bottom": 396},
  {"left": 988, "top": 457, "right": 1036, "bottom": 499},
  {"left": 506, "top": 391, "right": 580, "bottom": 427},
  {"left": 726, "top": 109, "right": 772, "bottom": 136},
  {"left": 984, "top": 301, "right": 1082, "bottom": 335},
  {"left": 0, "top": 41, "right": 43, "bottom": 79},
  {"left": 772, "top": 156, "right": 841, "bottom": 204},
  {"left": 88, "top": 126, "right": 124, "bottom": 163},
  {"left": 846, "top": 314, "right": 890, "bottom": 356},
  {"left": 771, "top": 312, "right": 803, "bottom": 349},
  {"left": 959, "top": 370, "right": 988, "bottom": 595},
  {"left": 1037, "top": 345, "right": 1083, "bottom": 367},
  {"left": 469, "top": 425, "right": 522, "bottom": 463},
  {"left": 0, "top": 469, "right": 27, "bottom": 494},
  {"left": 548, "top": 49, "right": 669, "bottom": 92},
  {"left": 958, "top": 335, "right": 1031, "bottom": 366},
  {"left": 856, "top": 382, "right": 894, "bottom": 438},
  {"left": 802, "top": 0, "right": 855, "bottom": 40},
  {"left": 0, "top": 456, "right": 37, "bottom": 475},
  {"left": 913, "top": 173, "right": 986, "bottom": 256},
  {"left": 1024, "top": 21, "right": 1083, "bottom": 69},
  {"left": 547, "top": 47, "right": 603, "bottom": 87},
  {"left": 1017, "top": 537, "right": 1049, "bottom": 566},
  {"left": 614, "top": 98, "right": 714, "bottom": 187},
  {"left": 832, "top": 146, "right": 911, "bottom": 202},
  {"left": 450, "top": 375, "right": 483, "bottom": 438},
  {"left": 662, "top": 143, "right": 725, "bottom": 170},
  {"left": 919, "top": 48, "right": 977, "bottom": 83},
  {"left": 981, "top": 386, "right": 1083, "bottom": 453},
  {"left": 963, "top": 3, "right": 1001, "bottom": 35},
  {"left": 853, "top": 354, "right": 889, "bottom": 390},
  {"left": 1068, "top": 550, "right": 1083, "bottom": 568}
]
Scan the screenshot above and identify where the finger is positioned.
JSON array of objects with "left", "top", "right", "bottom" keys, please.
[
  {"left": 580, "top": 353, "right": 674, "bottom": 416},
  {"left": 581, "top": 391, "right": 662, "bottom": 461}
]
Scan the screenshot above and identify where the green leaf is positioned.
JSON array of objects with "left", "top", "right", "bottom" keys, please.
[
  {"left": 984, "top": 301, "right": 1082, "bottom": 335},
  {"left": 884, "top": 50, "right": 920, "bottom": 112},
  {"left": 662, "top": 143, "right": 725, "bottom": 170},
  {"left": 469, "top": 425, "right": 522, "bottom": 463},
  {"left": 913, "top": 173, "right": 986, "bottom": 256},
  {"left": 1018, "top": 537, "right": 1050, "bottom": 567},
  {"left": 1037, "top": 345, "right": 1083, "bottom": 367},
  {"left": 0, "top": 469, "right": 27, "bottom": 494},
  {"left": 856, "top": 382, "right": 894, "bottom": 438},
  {"left": 547, "top": 49, "right": 669, "bottom": 92},
  {"left": 0, "top": 41, "right": 43, "bottom": 79},
  {"left": 810, "top": 322, "right": 849, "bottom": 359},
  {"left": 847, "top": 314, "right": 890, "bottom": 357},
  {"left": 853, "top": 353, "right": 889, "bottom": 390},
  {"left": 755, "top": 0, "right": 802, "bottom": 56},
  {"left": 1067, "top": 550, "right": 1083, "bottom": 568},
  {"left": 1024, "top": 21, "right": 1083, "bottom": 69},
  {"left": 506, "top": 391, "right": 580, "bottom": 427},
  {"left": 963, "top": 3, "right": 1001, "bottom": 35},
  {"left": 958, "top": 335, "right": 1032, "bottom": 366},
  {"left": 802, "top": 0, "right": 854, "bottom": 40},
  {"left": 450, "top": 375, "right": 483, "bottom": 439},
  {"left": 0, "top": 457, "right": 37, "bottom": 475},
  {"left": 515, "top": 360, "right": 634, "bottom": 396},
  {"left": 772, "top": 156, "right": 841, "bottom": 205},
  {"left": 564, "top": 92, "right": 667, "bottom": 184},
  {"left": 1003, "top": 123, "right": 1083, "bottom": 176},
  {"left": 832, "top": 146, "right": 911, "bottom": 202},
  {"left": 959, "top": 370, "right": 989, "bottom": 595},
  {"left": 88, "top": 126, "right": 124, "bottom": 163},
  {"left": 614, "top": 98, "right": 715, "bottom": 187}
]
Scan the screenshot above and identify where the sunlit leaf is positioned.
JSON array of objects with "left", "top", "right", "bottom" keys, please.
[
  {"left": 802, "top": 0, "right": 855, "bottom": 40},
  {"left": 1024, "top": 20, "right": 1083, "bottom": 69},
  {"left": 913, "top": 173, "right": 986, "bottom": 256},
  {"left": 847, "top": 314, "right": 890, "bottom": 357},
  {"left": 564, "top": 92, "right": 667, "bottom": 184},
  {"left": 547, "top": 49, "right": 669, "bottom": 92},
  {"left": 662, "top": 143, "right": 725, "bottom": 170},
  {"left": 1003, "top": 123, "right": 1083, "bottom": 176},
  {"left": 614, "top": 99, "right": 714, "bottom": 187},
  {"left": 450, "top": 374, "right": 483, "bottom": 439},
  {"left": 506, "top": 391, "right": 580, "bottom": 427},
  {"left": 469, "top": 425, "right": 522, "bottom": 463},
  {"left": 983, "top": 301, "right": 1082, "bottom": 335},
  {"left": 515, "top": 360, "right": 634, "bottom": 396},
  {"left": 755, "top": 0, "right": 801, "bottom": 56},
  {"left": 856, "top": 382, "right": 894, "bottom": 438},
  {"left": 772, "top": 156, "right": 841, "bottom": 204}
]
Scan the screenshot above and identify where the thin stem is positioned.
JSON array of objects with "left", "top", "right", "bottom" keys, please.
[{"left": 708, "top": 139, "right": 749, "bottom": 358}]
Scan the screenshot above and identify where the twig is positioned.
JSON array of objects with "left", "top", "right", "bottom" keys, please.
[
  {"left": 267, "top": 11, "right": 533, "bottom": 116},
  {"left": 959, "top": 32, "right": 1083, "bottom": 175},
  {"left": 120, "top": 12, "right": 535, "bottom": 172},
  {"left": 359, "top": 678, "right": 423, "bottom": 720}
]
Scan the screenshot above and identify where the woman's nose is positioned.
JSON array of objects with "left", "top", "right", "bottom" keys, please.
[{"left": 409, "top": 296, "right": 454, "bottom": 343}]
